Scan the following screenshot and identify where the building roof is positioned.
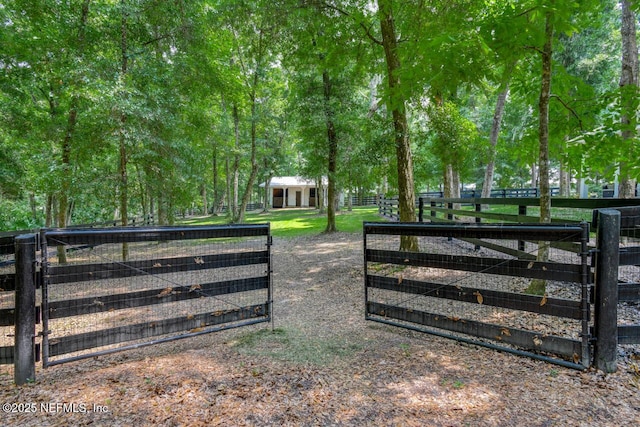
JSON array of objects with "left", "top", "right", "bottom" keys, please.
[{"left": 260, "top": 176, "right": 326, "bottom": 187}]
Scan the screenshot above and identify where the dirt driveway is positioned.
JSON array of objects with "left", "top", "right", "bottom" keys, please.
[{"left": 1, "top": 232, "right": 639, "bottom": 426}]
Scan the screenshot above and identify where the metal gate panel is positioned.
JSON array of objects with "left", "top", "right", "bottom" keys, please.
[
  {"left": 364, "top": 222, "right": 592, "bottom": 369},
  {"left": 40, "top": 224, "right": 271, "bottom": 367}
]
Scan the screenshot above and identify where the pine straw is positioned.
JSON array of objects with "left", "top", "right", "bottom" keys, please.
[{"left": 1, "top": 232, "right": 639, "bottom": 426}]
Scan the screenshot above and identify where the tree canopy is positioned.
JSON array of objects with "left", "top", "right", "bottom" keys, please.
[{"left": 0, "top": 0, "right": 636, "bottom": 230}]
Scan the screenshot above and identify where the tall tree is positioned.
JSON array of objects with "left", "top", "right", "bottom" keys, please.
[
  {"left": 538, "top": 9, "right": 554, "bottom": 227},
  {"left": 618, "top": 0, "right": 639, "bottom": 198},
  {"left": 282, "top": 1, "right": 371, "bottom": 232},
  {"left": 525, "top": 8, "right": 555, "bottom": 295},
  {"left": 481, "top": 69, "right": 512, "bottom": 198},
  {"left": 322, "top": 69, "right": 339, "bottom": 232},
  {"left": 118, "top": 0, "right": 130, "bottom": 259},
  {"left": 58, "top": 0, "right": 91, "bottom": 236},
  {"left": 377, "top": 0, "right": 418, "bottom": 251}
]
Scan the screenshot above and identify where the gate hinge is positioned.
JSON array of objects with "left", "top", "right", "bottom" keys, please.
[{"left": 585, "top": 328, "right": 597, "bottom": 343}]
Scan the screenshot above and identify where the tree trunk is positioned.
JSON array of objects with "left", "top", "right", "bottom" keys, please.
[
  {"left": 201, "top": 184, "right": 208, "bottom": 215},
  {"left": 212, "top": 142, "right": 220, "bottom": 214},
  {"left": 323, "top": 70, "right": 338, "bottom": 232},
  {"left": 318, "top": 178, "right": 325, "bottom": 214},
  {"left": 235, "top": 122, "right": 259, "bottom": 222},
  {"left": 45, "top": 194, "right": 54, "bottom": 227},
  {"left": 56, "top": 113, "right": 72, "bottom": 263},
  {"left": 225, "top": 157, "right": 231, "bottom": 216},
  {"left": 377, "top": 0, "right": 418, "bottom": 251},
  {"left": 231, "top": 103, "right": 240, "bottom": 219},
  {"left": 119, "top": 1, "right": 129, "bottom": 261},
  {"left": 443, "top": 164, "right": 453, "bottom": 198},
  {"left": 54, "top": 0, "right": 91, "bottom": 263},
  {"left": 559, "top": 163, "right": 571, "bottom": 197},
  {"left": 135, "top": 164, "right": 148, "bottom": 222},
  {"left": 528, "top": 10, "right": 554, "bottom": 295},
  {"left": 619, "top": 0, "right": 639, "bottom": 198},
  {"left": 235, "top": 63, "right": 262, "bottom": 223},
  {"left": 538, "top": 11, "right": 553, "bottom": 225},
  {"left": 263, "top": 176, "right": 272, "bottom": 212},
  {"left": 157, "top": 195, "right": 168, "bottom": 225},
  {"left": 452, "top": 169, "right": 461, "bottom": 198},
  {"left": 29, "top": 193, "right": 37, "bottom": 223},
  {"left": 148, "top": 187, "right": 155, "bottom": 224},
  {"left": 481, "top": 82, "right": 510, "bottom": 198}
]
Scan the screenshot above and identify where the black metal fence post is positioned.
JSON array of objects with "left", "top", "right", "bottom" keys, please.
[
  {"left": 14, "top": 234, "right": 37, "bottom": 385},
  {"left": 474, "top": 203, "right": 481, "bottom": 250},
  {"left": 594, "top": 209, "right": 620, "bottom": 373},
  {"left": 518, "top": 205, "right": 527, "bottom": 252},
  {"left": 447, "top": 202, "right": 453, "bottom": 241}
]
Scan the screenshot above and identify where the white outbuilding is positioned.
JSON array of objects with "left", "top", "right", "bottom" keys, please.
[{"left": 260, "top": 176, "right": 328, "bottom": 208}]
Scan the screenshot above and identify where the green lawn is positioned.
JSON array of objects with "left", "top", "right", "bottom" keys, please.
[{"left": 179, "top": 206, "right": 384, "bottom": 238}]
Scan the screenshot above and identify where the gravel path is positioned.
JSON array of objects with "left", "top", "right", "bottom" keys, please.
[{"left": 1, "top": 232, "right": 639, "bottom": 426}]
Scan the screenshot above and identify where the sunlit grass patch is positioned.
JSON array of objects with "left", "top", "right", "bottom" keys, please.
[
  {"left": 228, "top": 327, "right": 362, "bottom": 365},
  {"left": 181, "top": 206, "right": 383, "bottom": 238}
]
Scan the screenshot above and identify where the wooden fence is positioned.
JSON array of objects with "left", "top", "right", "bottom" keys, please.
[
  {"left": 378, "top": 196, "right": 633, "bottom": 234},
  {"left": 420, "top": 187, "right": 560, "bottom": 199},
  {"left": 416, "top": 196, "right": 640, "bottom": 227}
]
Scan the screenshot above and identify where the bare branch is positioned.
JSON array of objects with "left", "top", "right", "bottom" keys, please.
[
  {"left": 315, "top": 0, "right": 383, "bottom": 46},
  {"left": 141, "top": 33, "right": 173, "bottom": 47},
  {"left": 550, "top": 94, "right": 583, "bottom": 130},
  {"left": 524, "top": 45, "right": 545, "bottom": 55}
]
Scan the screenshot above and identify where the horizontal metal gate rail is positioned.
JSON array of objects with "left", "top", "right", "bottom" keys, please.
[
  {"left": 40, "top": 224, "right": 272, "bottom": 367},
  {"left": 364, "top": 222, "right": 592, "bottom": 370}
]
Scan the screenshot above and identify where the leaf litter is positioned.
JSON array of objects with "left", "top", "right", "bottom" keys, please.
[{"left": 0, "top": 232, "right": 638, "bottom": 426}]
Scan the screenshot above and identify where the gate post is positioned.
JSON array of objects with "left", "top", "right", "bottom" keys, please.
[
  {"left": 594, "top": 209, "right": 620, "bottom": 373},
  {"left": 14, "top": 234, "right": 37, "bottom": 385}
]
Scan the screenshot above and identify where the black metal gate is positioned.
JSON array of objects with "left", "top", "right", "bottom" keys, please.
[
  {"left": 364, "top": 222, "right": 592, "bottom": 369},
  {"left": 594, "top": 207, "right": 640, "bottom": 345},
  {"left": 40, "top": 224, "right": 272, "bottom": 367}
]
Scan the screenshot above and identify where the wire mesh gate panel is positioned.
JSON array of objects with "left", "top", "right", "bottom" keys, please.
[
  {"left": 0, "top": 234, "right": 17, "bottom": 365},
  {"left": 594, "top": 207, "right": 640, "bottom": 345},
  {"left": 364, "top": 222, "right": 592, "bottom": 369},
  {"left": 40, "top": 225, "right": 271, "bottom": 367}
]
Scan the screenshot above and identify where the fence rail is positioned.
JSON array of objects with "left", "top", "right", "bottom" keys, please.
[
  {"left": 420, "top": 187, "right": 560, "bottom": 199},
  {"left": 350, "top": 195, "right": 378, "bottom": 206},
  {"left": 5, "top": 224, "right": 272, "bottom": 383},
  {"left": 364, "top": 221, "right": 592, "bottom": 369},
  {"left": 40, "top": 225, "right": 272, "bottom": 367},
  {"left": 0, "top": 233, "right": 20, "bottom": 365},
  {"left": 375, "top": 194, "right": 639, "bottom": 370},
  {"left": 417, "top": 196, "right": 640, "bottom": 228}
]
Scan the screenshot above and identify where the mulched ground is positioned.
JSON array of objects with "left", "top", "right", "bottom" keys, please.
[{"left": 1, "top": 232, "right": 639, "bottom": 426}]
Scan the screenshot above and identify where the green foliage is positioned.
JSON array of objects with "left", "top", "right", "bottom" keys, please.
[
  {"left": 426, "top": 101, "right": 483, "bottom": 181},
  {"left": 0, "top": 0, "right": 635, "bottom": 232},
  {"left": 570, "top": 84, "right": 640, "bottom": 180}
]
